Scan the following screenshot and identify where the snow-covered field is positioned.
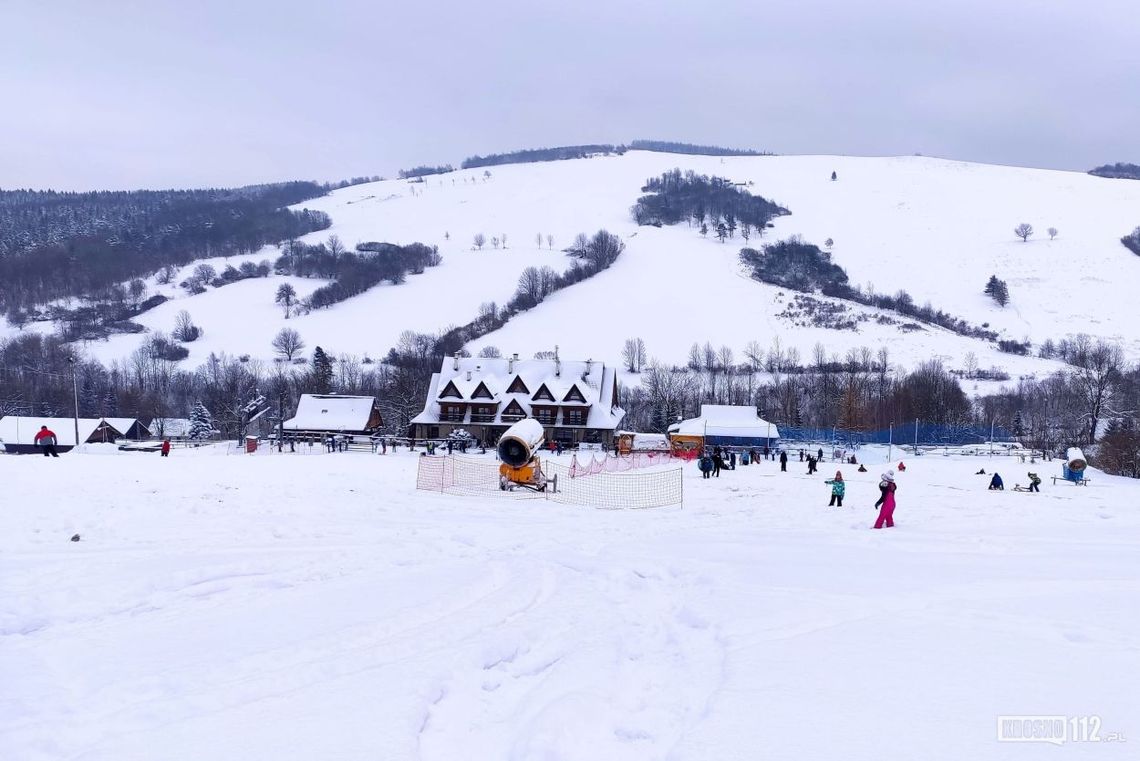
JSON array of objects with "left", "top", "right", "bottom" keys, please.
[
  {"left": 34, "top": 150, "right": 1140, "bottom": 376},
  {"left": 4, "top": 446, "right": 1137, "bottom": 759}
]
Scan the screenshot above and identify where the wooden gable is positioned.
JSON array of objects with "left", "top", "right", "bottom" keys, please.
[
  {"left": 532, "top": 383, "right": 555, "bottom": 402},
  {"left": 506, "top": 375, "right": 529, "bottom": 394},
  {"left": 472, "top": 381, "right": 494, "bottom": 400},
  {"left": 562, "top": 384, "right": 586, "bottom": 403},
  {"left": 439, "top": 380, "right": 462, "bottom": 399},
  {"left": 502, "top": 399, "right": 526, "bottom": 417}
]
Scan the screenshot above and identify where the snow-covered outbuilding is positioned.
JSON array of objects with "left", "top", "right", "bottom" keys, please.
[
  {"left": 283, "top": 394, "right": 383, "bottom": 436},
  {"left": 0, "top": 416, "right": 127, "bottom": 454},
  {"left": 411, "top": 352, "right": 625, "bottom": 447},
  {"left": 669, "top": 405, "right": 780, "bottom": 452}
]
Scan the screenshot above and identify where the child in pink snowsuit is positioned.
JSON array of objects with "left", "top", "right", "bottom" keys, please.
[{"left": 873, "top": 470, "right": 897, "bottom": 528}]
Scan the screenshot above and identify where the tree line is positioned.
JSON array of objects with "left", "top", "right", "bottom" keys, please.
[{"left": 0, "top": 182, "right": 331, "bottom": 320}]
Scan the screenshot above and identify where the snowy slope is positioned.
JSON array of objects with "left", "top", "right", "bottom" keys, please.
[
  {"left": 3, "top": 447, "right": 1138, "bottom": 760},
  {"left": 38, "top": 151, "right": 1140, "bottom": 373}
]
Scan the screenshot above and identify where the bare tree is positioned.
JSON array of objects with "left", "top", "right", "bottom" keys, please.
[
  {"left": 477, "top": 345, "right": 502, "bottom": 358},
  {"left": 964, "top": 351, "right": 978, "bottom": 379},
  {"left": 491, "top": 236, "right": 500, "bottom": 249},
  {"left": 473, "top": 233, "right": 486, "bottom": 250},
  {"left": 825, "top": 238, "right": 834, "bottom": 250},
  {"left": 535, "top": 233, "right": 543, "bottom": 248},
  {"left": 501, "top": 233, "right": 508, "bottom": 249},
  {"left": 718, "top": 345, "right": 735, "bottom": 372},
  {"left": 546, "top": 234, "right": 554, "bottom": 249},
  {"left": 173, "top": 310, "right": 200, "bottom": 342},
  {"left": 622, "top": 338, "right": 640, "bottom": 373},
  {"left": 1047, "top": 227, "right": 1058, "bottom": 240},
  {"left": 326, "top": 235, "right": 346, "bottom": 259},
  {"left": 1067, "top": 336, "right": 1125, "bottom": 444},
  {"left": 1014, "top": 223, "right": 1034, "bottom": 242},
  {"left": 744, "top": 340, "right": 764, "bottom": 371},
  {"left": 271, "top": 327, "right": 306, "bottom": 362},
  {"left": 275, "top": 282, "right": 298, "bottom": 318}
]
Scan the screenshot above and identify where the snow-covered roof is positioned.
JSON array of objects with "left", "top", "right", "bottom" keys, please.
[
  {"left": 283, "top": 394, "right": 380, "bottom": 432},
  {"left": 0, "top": 416, "right": 120, "bottom": 447},
  {"left": 674, "top": 405, "right": 781, "bottom": 439},
  {"left": 412, "top": 355, "right": 624, "bottom": 430}
]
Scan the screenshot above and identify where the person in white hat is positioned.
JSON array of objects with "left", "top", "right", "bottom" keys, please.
[{"left": 873, "top": 470, "right": 897, "bottom": 529}]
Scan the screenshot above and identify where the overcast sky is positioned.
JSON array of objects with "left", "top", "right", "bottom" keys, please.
[{"left": 3, "top": 0, "right": 1138, "bottom": 190}]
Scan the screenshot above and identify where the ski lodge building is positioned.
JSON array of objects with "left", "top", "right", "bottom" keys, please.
[
  {"left": 282, "top": 394, "right": 383, "bottom": 436},
  {"left": 411, "top": 353, "right": 625, "bottom": 447}
]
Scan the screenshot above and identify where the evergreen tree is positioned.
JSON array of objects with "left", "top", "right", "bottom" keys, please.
[
  {"left": 311, "top": 346, "right": 334, "bottom": 393},
  {"left": 189, "top": 402, "right": 215, "bottom": 440},
  {"left": 984, "top": 275, "right": 1009, "bottom": 307}
]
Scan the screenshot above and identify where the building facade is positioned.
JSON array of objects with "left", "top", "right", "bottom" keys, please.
[{"left": 412, "top": 353, "right": 624, "bottom": 447}]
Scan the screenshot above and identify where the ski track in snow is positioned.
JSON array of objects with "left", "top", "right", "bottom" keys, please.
[{"left": 2, "top": 446, "right": 1138, "bottom": 760}]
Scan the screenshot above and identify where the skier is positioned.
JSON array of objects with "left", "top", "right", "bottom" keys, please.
[
  {"left": 779, "top": 450, "right": 788, "bottom": 472},
  {"left": 825, "top": 471, "right": 845, "bottom": 506},
  {"left": 873, "top": 470, "right": 897, "bottom": 529},
  {"left": 1027, "top": 472, "right": 1041, "bottom": 493},
  {"left": 160, "top": 439, "right": 171, "bottom": 457},
  {"left": 988, "top": 473, "right": 1004, "bottom": 491},
  {"left": 34, "top": 425, "right": 60, "bottom": 457}
]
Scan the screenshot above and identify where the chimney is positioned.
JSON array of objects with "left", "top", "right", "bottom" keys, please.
[
  {"left": 466, "top": 370, "right": 472, "bottom": 381},
  {"left": 509, "top": 352, "right": 518, "bottom": 373},
  {"left": 554, "top": 345, "right": 561, "bottom": 377},
  {"left": 452, "top": 353, "right": 459, "bottom": 371}
]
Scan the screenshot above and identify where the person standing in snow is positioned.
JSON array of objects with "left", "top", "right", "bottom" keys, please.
[
  {"left": 34, "top": 425, "right": 60, "bottom": 457},
  {"left": 160, "top": 439, "right": 171, "bottom": 457},
  {"left": 698, "top": 452, "right": 713, "bottom": 479},
  {"left": 712, "top": 451, "right": 724, "bottom": 477},
  {"left": 729, "top": 451, "right": 736, "bottom": 470},
  {"left": 817, "top": 447, "right": 824, "bottom": 462},
  {"left": 873, "top": 471, "right": 897, "bottom": 529},
  {"left": 806, "top": 455, "right": 818, "bottom": 475},
  {"left": 779, "top": 450, "right": 788, "bottom": 472},
  {"left": 1027, "top": 472, "right": 1041, "bottom": 493},
  {"left": 825, "top": 471, "right": 845, "bottom": 506}
]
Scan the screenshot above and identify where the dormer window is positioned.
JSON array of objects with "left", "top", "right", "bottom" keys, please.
[
  {"left": 472, "top": 381, "right": 494, "bottom": 399},
  {"left": 533, "top": 384, "right": 555, "bottom": 401},
  {"left": 562, "top": 385, "right": 586, "bottom": 403},
  {"left": 439, "top": 380, "right": 462, "bottom": 399},
  {"left": 506, "top": 375, "right": 530, "bottom": 394}
]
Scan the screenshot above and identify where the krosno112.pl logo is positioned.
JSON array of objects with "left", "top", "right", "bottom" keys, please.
[{"left": 997, "top": 715, "right": 1126, "bottom": 745}]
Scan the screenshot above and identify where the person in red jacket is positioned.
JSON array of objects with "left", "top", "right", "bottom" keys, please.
[
  {"left": 34, "top": 425, "right": 60, "bottom": 457},
  {"left": 160, "top": 439, "right": 172, "bottom": 457}
]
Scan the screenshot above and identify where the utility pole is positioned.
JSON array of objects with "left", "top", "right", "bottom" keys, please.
[
  {"left": 914, "top": 419, "right": 919, "bottom": 454},
  {"left": 888, "top": 421, "right": 894, "bottom": 463},
  {"left": 68, "top": 355, "right": 79, "bottom": 448}
]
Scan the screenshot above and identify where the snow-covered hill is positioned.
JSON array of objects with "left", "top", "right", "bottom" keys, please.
[{"left": 46, "top": 151, "right": 1140, "bottom": 375}]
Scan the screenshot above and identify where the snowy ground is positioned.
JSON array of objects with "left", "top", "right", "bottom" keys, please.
[{"left": 3, "top": 446, "right": 1138, "bottom": 760}]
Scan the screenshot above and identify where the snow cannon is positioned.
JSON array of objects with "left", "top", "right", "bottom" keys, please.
[
  {"left": 1062, "top": 447, "right": 1088, "bottom": 484},
  {"left": 497, "top": 419, "right": 554, "bottom": 492}
]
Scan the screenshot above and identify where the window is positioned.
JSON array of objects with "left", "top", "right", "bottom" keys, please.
[
  {"left": 472, "top": 382, "right": 494, "bottom": 399},
  {"left": 565, "top": 409, "right": 585, "bottom": 425},
  {"left": 535, "top": 408, "right": 556, "bottom": 425}
]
